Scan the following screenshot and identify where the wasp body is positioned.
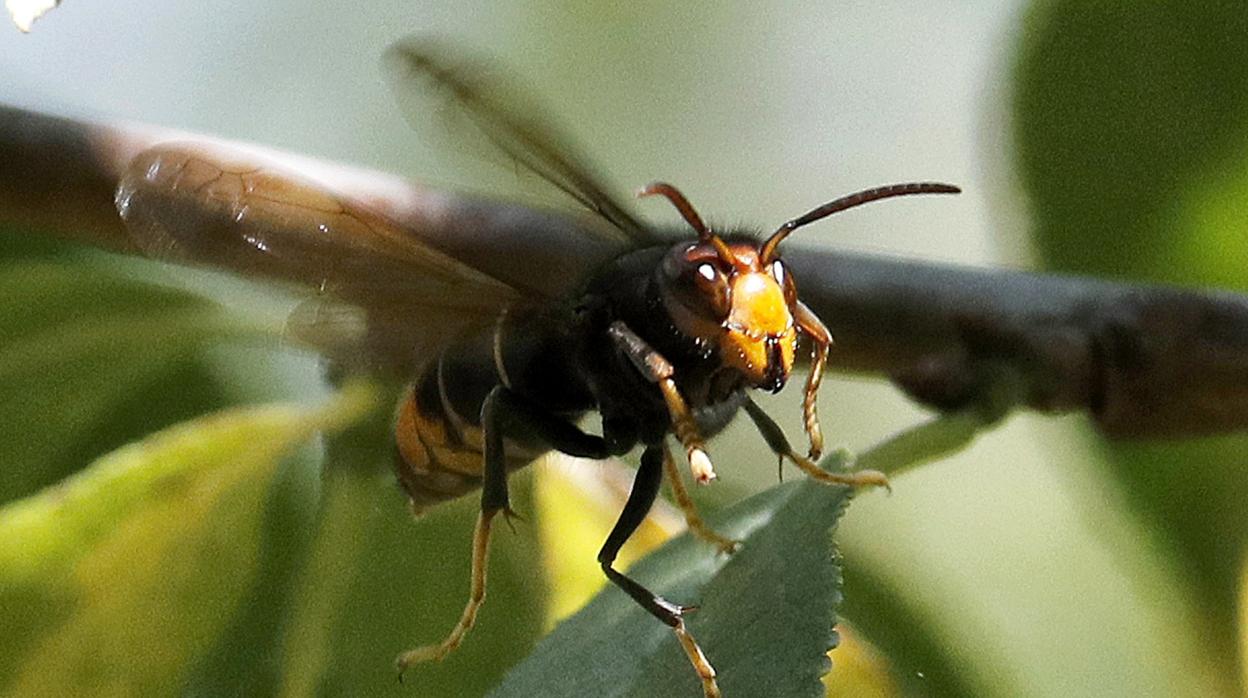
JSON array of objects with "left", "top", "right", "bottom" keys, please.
[
  {"left": 395, "top": 237, "right": 783, "bottom": 512},
  {"left": 114, "top": 43, "right": 958, "bottom": 698},
  {"left": 393, "top": 302, "right": 584, "bottom": 511}
]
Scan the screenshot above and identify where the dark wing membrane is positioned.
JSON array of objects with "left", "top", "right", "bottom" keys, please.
[
  {"left": 385, "top": 39, "right": 663, "bottom": 248},
  {"left": 115, "top": 142, "right": 520, "bottom": 375}
]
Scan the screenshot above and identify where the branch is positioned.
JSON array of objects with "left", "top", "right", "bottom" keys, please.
[{"left": 3, "top": 103, "right": 1246, "bottom": 440}]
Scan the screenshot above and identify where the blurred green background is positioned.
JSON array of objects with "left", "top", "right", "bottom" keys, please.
[{"left": 2, "top": 1, "right": 1247, "bottom": 696}]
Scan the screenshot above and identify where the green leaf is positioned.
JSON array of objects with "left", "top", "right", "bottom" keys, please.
[
  {"left": 491, "top": 466, "right": 852, "bottom": 698},
  {"left": 1014, "top": 2, "right": 1248, "bottom": 685},
  {"left": 0, "top": 260, "right": 268, "bottom": 497},
  {"left": 296, "top": 480, "right": 552, "bottom": 696},
  {"left": 835, "top": 564, "right": 981, "bottom": 698},
  {"left": 254, "top": 395, "right": 552, "bottom": 697},
  {"left": 0, "top": 383, "right": 376, "bottom": 696}
]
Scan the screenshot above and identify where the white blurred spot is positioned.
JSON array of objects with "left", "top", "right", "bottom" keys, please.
[
  {"left": 7, "top": 0, "right": 60, "bottom": 33},
  {"left": 690, "top": 448, "right": 717, "bottom": 483}
]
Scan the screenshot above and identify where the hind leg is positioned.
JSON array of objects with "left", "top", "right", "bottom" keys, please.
[{"left": 396, "top": 386, "right": 611, "bottom": 675}]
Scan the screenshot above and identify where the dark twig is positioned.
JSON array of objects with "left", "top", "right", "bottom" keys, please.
[{"left": 3, "top": 103, "right": 1246, "bottom": 439}]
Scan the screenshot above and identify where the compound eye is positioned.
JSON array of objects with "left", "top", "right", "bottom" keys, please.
[
  {"left": 771, "top": 259, "right": 797, "bottom": 304},
  {"left": 693, "top": 262, "right": 731, "bottom": 318}
]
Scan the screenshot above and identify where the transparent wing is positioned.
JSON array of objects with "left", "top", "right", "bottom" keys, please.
[
  {"left": 115, "top": 142, "right": 522, "bottom": 375},
  {"left": 384, "top": 39, "right": 664, "bottom": 248}
]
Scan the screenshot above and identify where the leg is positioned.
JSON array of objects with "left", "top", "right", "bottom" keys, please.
[
  {"left": 395, "top": 507, "right": 497, "bottom": 673},
  {"left": 661, "top": 441, "right": 740, "bottom": 554},
  {"left": 608, "top": 321, "right": 717, "bottom": 483},
  {"left": 396, "top": 387, "right": 610, "bottom": 676},
  {"left": 599, "top": 445, "right": 720, "bottom": 698},
  {"left": 482, "top": 387, "right": 614, "bottom": 513},
  {"left": 793, "top": 301, "right": 830, "bottom": 459},
  {"left": 742, "top": 397, "right": 890, "bottom": 490}
]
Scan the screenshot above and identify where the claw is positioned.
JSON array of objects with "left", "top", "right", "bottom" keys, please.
[{"left": 502, "top": 506, "right": 525, "bottom": 534}]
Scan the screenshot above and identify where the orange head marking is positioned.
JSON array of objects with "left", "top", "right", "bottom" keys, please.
[
  {"left": 640, "top": 180, "right": 960, "bottom": 393},
  {"left": 642, "top": 182, "right": 800, "bottom": 392},
  {"left": 722, "top": 267, "right": 797, "bottom": 391}
]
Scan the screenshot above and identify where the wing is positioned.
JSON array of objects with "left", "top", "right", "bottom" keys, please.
[
  {"left": 384, "top": 39, "right": 666, "bottom": 248},
  {"left": 115, "top": 142, "right": 522, "bottom": 376}
]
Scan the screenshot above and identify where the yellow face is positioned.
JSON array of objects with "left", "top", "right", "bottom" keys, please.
[
  {"left": 659, "top": 241, "right": 799, "bottom": 393},
  {"left": 721, "top": 270, "right": 796, "bottom": 392}
]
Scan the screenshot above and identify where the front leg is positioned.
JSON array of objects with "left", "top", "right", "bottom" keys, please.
[
  {"left": 743, "top": 397, "right": 889, "bottom": 490},
  {"left": 607, "top": 321, "right": 717, "bottom": 484},
  {"left": 661, "top": 441, "right": 740, "bottom": 554},
  {"left": 793, "top": 300, "right": 830, "bottom": 459}
]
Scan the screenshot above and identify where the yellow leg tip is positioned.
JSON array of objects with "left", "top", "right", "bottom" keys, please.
[
  {"left": 395, "top": 645, "right": 444, "bottom": 675},
  {"left": 674, "top": 620, "right": 721, "bottom": 698},
  {"left": 788, "top": 453, "right": 892, "bottom": 492},
  {"left": 693, "top": 527, "right": 741, "bottom": 555},
  {"left": 847, "top": 469, "right": 891, "bottom": 491}
]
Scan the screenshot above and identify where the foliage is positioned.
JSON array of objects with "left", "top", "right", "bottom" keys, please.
[
  {"left": 4, "top": 1, "right": 1248, "bottom": 695},
  {"left": 1015, "top": 1, "right": 1248, "bottom": 689}
]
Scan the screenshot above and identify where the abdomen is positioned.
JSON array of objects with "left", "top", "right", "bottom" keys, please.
[{"left": 393, "top": 305, "right": 592, "bottom": 513}]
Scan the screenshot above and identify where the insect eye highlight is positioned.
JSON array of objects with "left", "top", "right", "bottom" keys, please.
[
  {"left": 681, "top": 260, "right": 730, "bottom": 319},
  {"left": 771, "top": 260, "right": 785, "bottom": 285},
  {"left": 772, "top": 259, "right": 797, "bottom": 304}
]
